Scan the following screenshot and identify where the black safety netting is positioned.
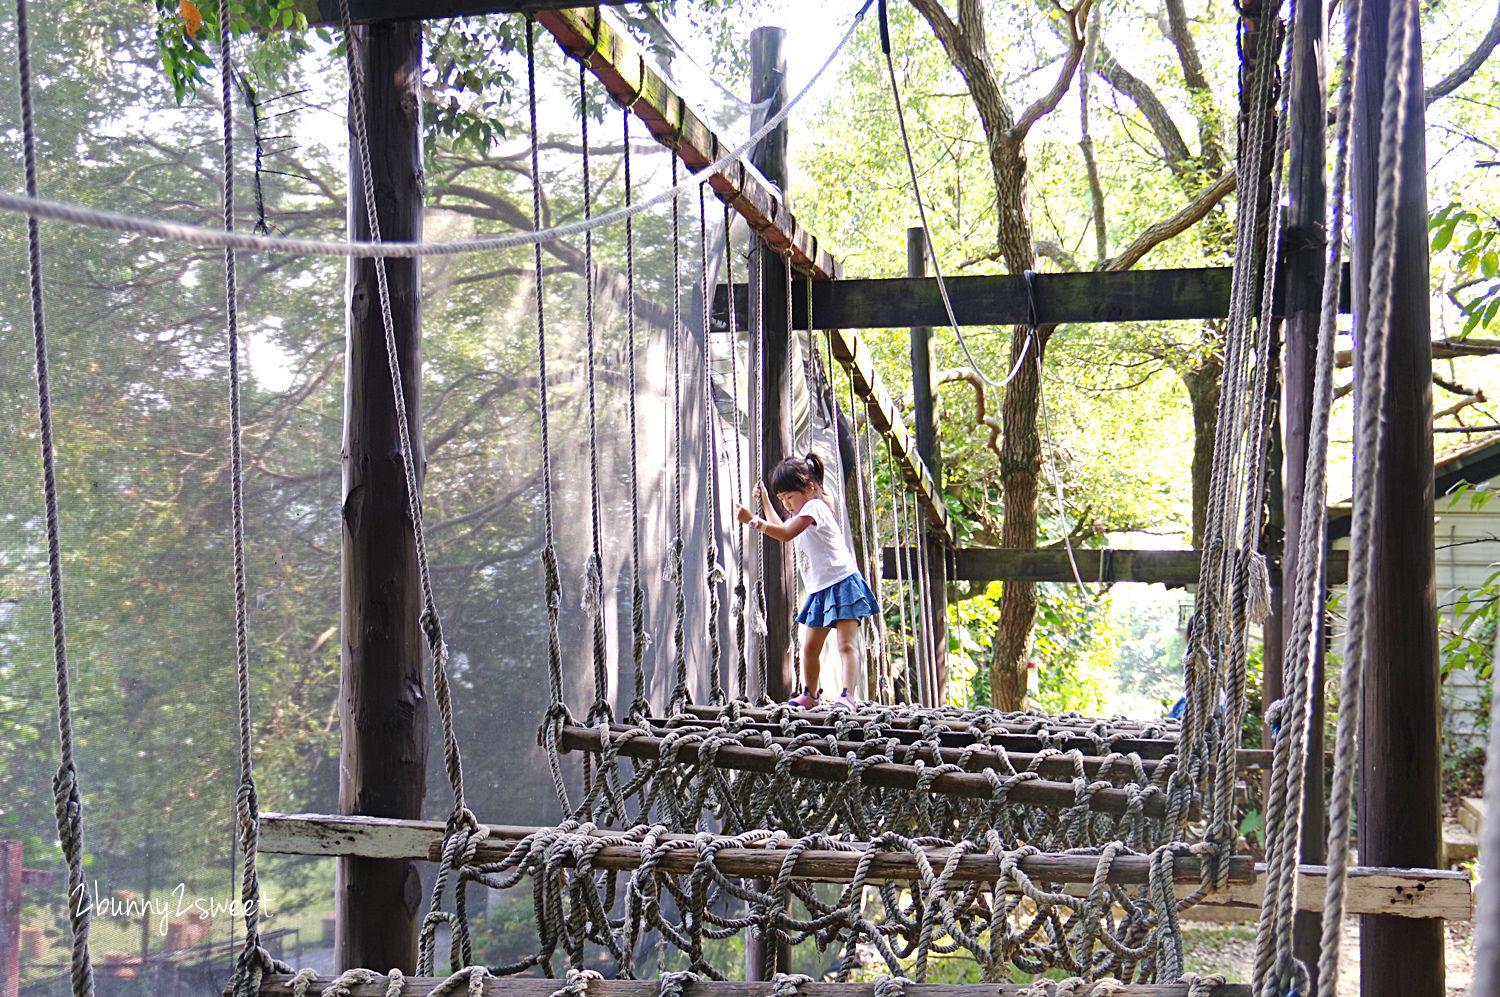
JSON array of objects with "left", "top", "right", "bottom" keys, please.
[{"left": 0, "top": 4, "right": 880, "bottom": 995}]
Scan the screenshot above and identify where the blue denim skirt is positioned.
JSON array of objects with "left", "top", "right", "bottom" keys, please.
[{"left": 796, "top": 572, "right": 880, "bottom": 627}]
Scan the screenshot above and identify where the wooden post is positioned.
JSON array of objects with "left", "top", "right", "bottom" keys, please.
[
  {"left": 1278, "top": 0, "right": 1328, "bottom": 984},
  {"left": 907, "top": 228, "right": 946, "bottom": 704},
  {"left": 0, "top": 842, "right": 19, "bottom": 997},
  {"left": 749, "top": 26, "right": 796, "bottom": 706},
  {"left": 1352, "top": 2, "right": 1444, "bottom": 995},
  {"left": 336, "top": 21, "right": 426, "bottom": 975}
]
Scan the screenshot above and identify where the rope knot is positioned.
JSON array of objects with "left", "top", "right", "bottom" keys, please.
[
  {"left": 657, "top": 969, "right": 702, "bottom": 997},
  {"left": 582, "top": 552, "right": 603, "bottom": 615},
  {"left": 550, "top": 968, "right": 603, "bottom": 997},
  {"left": 769, "top": 972, "right": 813, "bottom": 997},
  {"left": 872, "top": 975, "right": 914, "bottom": 997}
]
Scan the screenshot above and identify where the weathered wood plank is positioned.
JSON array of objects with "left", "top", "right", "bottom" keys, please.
[
  {"left": 712, "top": 265, "right": 1354, "bottom": 331},
  {"left": 1178, "top": 864, "right": 1471, "bottom": 922},
  {"left": 550, "top": 725, "right": 1172, "bottom": 817},
  {"left": 535, "top": 8, "right": 840, "bottom": 281},
  {"left": 257, "top": 813, "right": 1251, "bottom": 884},
  {"left": 891, "top": 547, "right": 1349, "bottom": 587},
  {"left": 258, "top": 815, "right": 1471, "bottom": 919},
  {"left": 262, "top": 978, "right": 1253, "bottom": 997}
]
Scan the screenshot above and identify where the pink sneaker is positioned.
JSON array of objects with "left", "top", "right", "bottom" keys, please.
[
  {"left": 830, "top": 689, "right": 859, "bottom": 712},
  {"left": 785, "top": 688, "right": 820, "bottom": 710}
]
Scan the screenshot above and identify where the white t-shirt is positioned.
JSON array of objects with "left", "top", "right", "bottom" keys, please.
[{"left": 790, "top": 497, "right": 861, "bottom": 593}]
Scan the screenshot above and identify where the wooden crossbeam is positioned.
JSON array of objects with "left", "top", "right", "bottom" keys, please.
[
  {"left": 263, "top": 978, "right": 1252, "bottom": 997},
  {"left": 712, "top": 264, "right": 1355, "bottom": 331},
  {"left": 258, "top": 813, "right": 1251, "bottom": 885},
  {"left": 885, "top": 547, "right": 1351, "bottom": 587},
  {"left": 550, "top": 725, "right": 1173, "bottom": 817},
  {"left": 258, "top": 814, "right": 1471, "bottom": 919}
]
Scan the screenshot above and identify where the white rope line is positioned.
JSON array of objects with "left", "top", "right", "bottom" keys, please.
[{"left": 0, "top": 0, "right": 873, "bottom": 260}]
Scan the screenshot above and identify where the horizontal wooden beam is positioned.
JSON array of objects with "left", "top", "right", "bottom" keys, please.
[
  {"left": 551, "top": 725, "right": 1172, "bottom": 817},
  {"left": 536, "top": 8, "right": 839, "bottom": 281},
  {"left": 1174, "top": 864, "right": 1471, "bottom": 921},
  {"left": 263, "top": 977, "right": 1252, "bottom": 997},
  {"left": 713, "top": 264, "right": 1354, "bottom": 331},
  {"left": 258, "top": 813, "right": 1250, "bottom": 885},
  {"left": 258, "top": 814, "right": 1470, "bottom": 919},
  {"left": 296, "top": 0, "right": 643, "bottom": 25},
  {"left": 888, "top": 547, "right": 1350, "bottom": 587},
  {"left": 826, "top": 327, "right": 955, "bottom": 543}
]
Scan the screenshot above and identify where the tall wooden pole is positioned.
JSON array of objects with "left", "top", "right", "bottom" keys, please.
[
  {"left": 336, "top": 21, "right": 426, "bottom": 974},
  {"left": 749, "top": 26, "right": 796, "bottom": 705},
  {"left": 908, "top": 228, "right": 946, "bottom": 704},
  {"left": 1278, "top": 0, "right": 1328, "bottom": 984},
  {"left": 1352, "top": 2, "right": 1443, "bottom": 994}
]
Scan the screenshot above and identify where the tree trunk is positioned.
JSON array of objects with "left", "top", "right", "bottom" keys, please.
[{"left": 1182, "top": 356, "right": 1222, "bottom": 548}]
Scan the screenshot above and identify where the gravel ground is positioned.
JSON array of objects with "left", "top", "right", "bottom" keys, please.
[{"left": 1182, "top": 919, "right": 1474, "bottom": 995}]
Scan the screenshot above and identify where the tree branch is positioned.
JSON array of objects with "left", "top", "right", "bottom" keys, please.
[
  {"left": 1014, "top": 0, "right": 1094, "bottom": 141},
  {"left": 1092, "top": 42, "right": 1194, "bottom": 170},
  {"left": 935, "top": 367, "right": 1004, "bottom": 457},
  {"left": 1427, "top": 1, "right": 1500, "bottom": 104},
  {"left": 1101, "top": 172, "right": 1236, "bottom": 271}
]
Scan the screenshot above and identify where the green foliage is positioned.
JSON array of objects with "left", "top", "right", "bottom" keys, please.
[{"left": 1431, "top": 201, "right": 1500, "bottom": 338}]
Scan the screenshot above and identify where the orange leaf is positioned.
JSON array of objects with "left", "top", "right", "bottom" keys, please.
[{"left": 179, "top": 0, "right": 203, "bottom": 39}]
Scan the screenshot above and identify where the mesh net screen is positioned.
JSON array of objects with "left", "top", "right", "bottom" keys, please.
[{"left": 0, "top": 6, "right": 875, "bottom": 992}]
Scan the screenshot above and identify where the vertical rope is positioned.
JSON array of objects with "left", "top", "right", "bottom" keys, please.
[
  {"left": 524, "top": 21, "right": 571, "bottom": 814},
  {"left": 16, "top": 0, "right": 93, "bottom": 992},
  {"left": 623, "top": 110, "right": 649, "bottom": 723},
  {"left": 725, "top": 206, "right": 749, "bottom": 702},
  {"left": 579, "top": 67, "right": 612, "bottom": 729},
  {"left": 668, "top": 157, "right": 690, "bottom": 714},
  {"left": 753, "top": 240, "right": 770, "bottom": 701},
  {"left": 700, "top": 185, "right": 726, "bottom": 705}
]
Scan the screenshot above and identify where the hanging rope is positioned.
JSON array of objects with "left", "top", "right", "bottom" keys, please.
[
  {"left": 753, "top": 240, "right": 771, "bottom": 701},
  {"left": 725, "top": 205, "right": 751, "bottom": 703},
  {"left": 701, "top": 184, "right": 727, "bottom": 705},
  {"left": 215, "top": 25, "right": 295, "bottom": 997},
  {"left": 524, "top": 18, "right": 573, "bottom": 819},
  {"left": 16, "top": 0, "right": 93, "bottom": 992},
  {"left": 668, "top": 157, "right": 692, "bottom": 714},
  {"left": 579, "top": 67, "right": 613, "bottom": 731}
]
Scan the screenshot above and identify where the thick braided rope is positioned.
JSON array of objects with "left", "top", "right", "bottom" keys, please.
[
  {"left": 668, "top": 156, "right": 691, "bottom": 714},
  {"left": 338, "top": 0, "right": 468, "bottom": 821},
  {"left": 1316, "top": 4, "right": 1415, "bottom": 997},
  {"left": 725, "top": 205, "right": 750, "bottom": 701},
  {"left": 1306, "top": 5, "right": 1361, "bottom": 994},
  {"left": 216, "top": 26, "right": 292, "bottom": 997},
  {"left": 857, "top": 402, "right": 893, "bottom": 699},
  {"left": 525, "top": 21, "right": 572, "bottom": 815},
  {"left": 700, "top": 185, "right": 726, "bottom": 704},
  {"left": 753, "top": 245, "right": 771, "bottom": 700},
  {"left": 579, "top": 67, "right": 613, "bottom": 729},
  {"left": 622, "top": 110, "right": 651, "bottom": 723},
  {"left": 16, "top": 0, "right": 93, "bottom": 993}
]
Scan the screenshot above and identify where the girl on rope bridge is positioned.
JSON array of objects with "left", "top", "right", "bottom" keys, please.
[{"left": 736, "top": 452, "right": 880, "bottom": 711}]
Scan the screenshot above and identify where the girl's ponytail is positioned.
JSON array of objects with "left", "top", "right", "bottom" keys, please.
[{"left": 804, "top": 452, "right": 825, "bottom": 484}]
